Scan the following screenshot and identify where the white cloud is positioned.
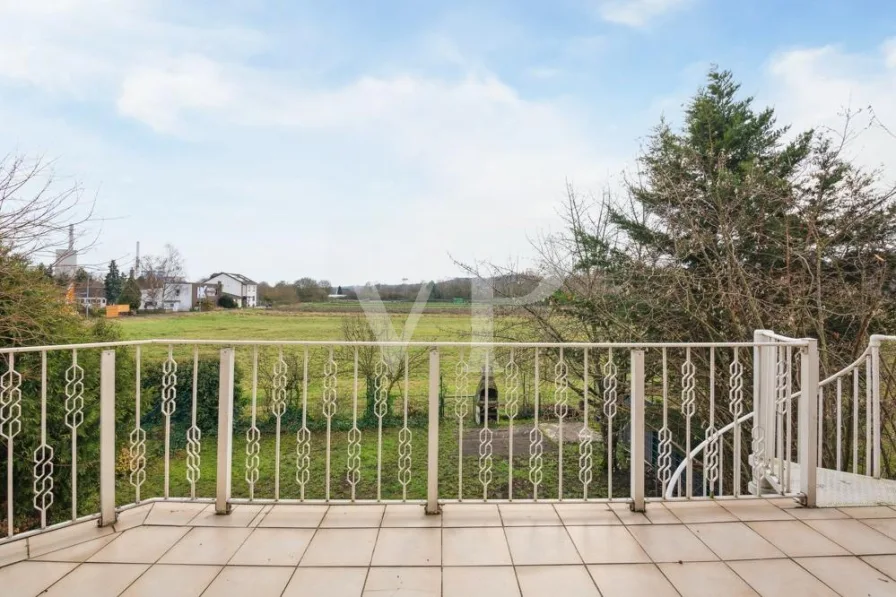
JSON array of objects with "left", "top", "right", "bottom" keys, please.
[
  {"left": 117, "top": 55, "right": 235, "bottom": 133},
  {"left": 596, "top": 0, "right": 692, "bottom": 27},
  {"left": 765, "top": 39, "right": 896, "bottom": 182},
  {"left": 0, "top": 1, "right": 621, "bottom": 283}
]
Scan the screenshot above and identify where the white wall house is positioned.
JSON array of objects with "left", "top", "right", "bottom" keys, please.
[
  {"left": 140, "top": 282, "right": 194, "bottom": 312},
  {"left": 202, "top": 273, "right": 258, "bottom": 307}
]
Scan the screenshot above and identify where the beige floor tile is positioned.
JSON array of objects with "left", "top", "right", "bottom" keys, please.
[
  {"left": 258, "top": 505, "right": 328, "bottom": 528},
  {"left": 797, "top": 556, "right": 896, "bottom": 597},
  {"left": 372, "top": 528, "right": 441, "bottom": 566},
  {"left": 764, "top": 497, "right": 802, "bottom": 509},
  {"left": 747, "top": 521, "right": 849, "bottom": 557},
  {"left": 505, "top": 526, "right": 581, "bottom": 565},
  {"left": 88, "top": 526, "right": 189, "bottom": 563},
  {"left": 728, "top": 559, "right": 839, "bottom": 597},
  {"left": 553, "top": 503, "right": 620, "bottom": 525},
  {"left": 34, "top": 534, "right": 120, "bottom": 562},
  {"left": 189, "top": 504, "right": 265, "bottom": 527},
  {"left": 687, "top": 522, "right": 784, "bottom": 560},
  {"left": 158, "top": 527, "right": 252, "bottom": 565},
  {"left": 442, "top": 503, "right": 502, "bottom": 527},
  {"left": 588, "top": 563, "right": 680, "bottom": 597},
  {"left": 627, "top": 524, "right": 718, "bottom": 562},
  {"left": 363, "top": 566, "right": 440, "bottom": 596},
  {"left": 42, "top": 562, "right": 148, "bottom": 597},
  {"left": 0, "top": 561, "right": 77, "bottom": 597},
  {"left": 659, "top": 562, "right": 759, "bottom": 596},
  {"left": 0, "top": 538, "right": 27, "bottom": 567},
  {"left": 566, "top": 526, "right": 651, "bottom": 564},
  {"left": 382, "top": 504, "right": 441, "bottom": 527},
  {"left": 786, "top": 507, "right": 849, "bottom": 520},
  {"left": 119, "top": 564, "right": 221, "bottom": 597},
  {"left": 114, "top": 504, "right": 154, "bottom": 532},
  {"left": 300, "top": 528, "right": 378, "bottom": 566},
  {"left": 841, "top": 506, "right": 896, "bottom": 519},
  {"left": 664, "top": 500, "right": 738, "bottom": 523},
  {"left": 321, "top": 505, "right": 385, "bottom": 527},
  {"left": 516, "top": 566, "right": 600, "bottom": 597},
  {"left": 719, "top": 500, "right": 794, "bottom": 521},
  {"left": 863, "top": 518, "right": 896, "bottom": 541},
  {"left": 499, "top": 504, "right": 561, "bottom": 526},
  {"left": 864, "top": 555, "right": 896, "bottom": 580},
  {"left": 443, "top": 527, "right": 512, "bottom": 566},
  {"left": 143, "top": 501, "right": 209, "bottom": 525},
  {"left": 806, "top": 518, "right": 896, "bottom": 555},
  {"left": 608, "top": 502, "right": 651, "bottom": 525},
  {"left": 28, "top": 519, "right": 115, "bottom": 557},
  {"left": 644, "top": 503, "right": 682, "bottom": 524},
  {"left": 248, "top": 504, "right": 273, "bottom": 527},
  {"left": 229, "top": 528, "right": 315, "bottom": 566},
  {"left": 443, "top": 567, "right": 520, "bottom": 597},
  {"left": 283, "top": 567, "right": 368, "bottom": 597},
  {"left": 202, "top": 565, "right": 294, "bottom": 597}
]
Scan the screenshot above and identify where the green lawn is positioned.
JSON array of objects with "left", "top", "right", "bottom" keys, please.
[
  {"left": 116, "top": 420, "right": 628, "bottom": 505},
  {"left": 116, "top": 308, "right": 471, "bottom": 342}
]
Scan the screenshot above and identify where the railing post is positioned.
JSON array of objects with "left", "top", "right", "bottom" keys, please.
[
  {"left": 99, "top": 350, "right": 117, "bottom": 527},
  {"left": 752, "top": 330, "right": 775, "bottom": 495},
  {"left": 630, "top": 349, "right": 645, "bottom": 512},
  {"left": 799, "top": 339, "right": 819, "bottom": 507},
  {"left": 216, "top": 348, "right": 235, "bottom": 514},
  {"left": 871, "top": 336, "right": 883, "bottom": 479},
  {"left": 426, "top": 348, "right": 441, "bottom": 514}
]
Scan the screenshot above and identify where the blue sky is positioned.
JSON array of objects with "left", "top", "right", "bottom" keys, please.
[{"left": 1, "top": 0, "right": 894, "bottom": 285}]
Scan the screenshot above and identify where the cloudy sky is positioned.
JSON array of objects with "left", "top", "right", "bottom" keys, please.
[{"left": 1, "top": 0, "right": 894, "bottom": 285}]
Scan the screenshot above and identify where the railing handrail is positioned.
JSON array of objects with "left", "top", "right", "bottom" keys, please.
[
  {"left": 818, "top": 348, "right": 871, "bottom": 388},
  {"left": 0, "top": 338, "right": 809, "bottom": 354},
  {"left": 664, "top": 411, "right": 754, "bottom": 498}
]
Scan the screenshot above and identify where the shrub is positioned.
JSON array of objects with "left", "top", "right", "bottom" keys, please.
[{"left": 217, "top": 295, "right": 238, "bottom": 309}]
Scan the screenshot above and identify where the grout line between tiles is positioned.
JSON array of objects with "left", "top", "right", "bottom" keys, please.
[
  {"left": 276, "top": 504, "right": 329, "bottom": 597},
  {"left": 195, "top": 506, "right": 267, "bottom": 597}
]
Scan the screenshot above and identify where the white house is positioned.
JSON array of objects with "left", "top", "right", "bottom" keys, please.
[
  {"left": 202, "top": 273, "right": 258, "bottom": 308},
  {"left": 140, "top": 281, "right": 194, "bottom": 312}
]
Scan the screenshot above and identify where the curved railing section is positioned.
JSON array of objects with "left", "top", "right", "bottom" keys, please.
[{"left": 666, "top": 332, "right": 896, "bottom": 500}]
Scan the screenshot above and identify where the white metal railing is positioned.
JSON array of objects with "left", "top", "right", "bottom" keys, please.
[
  {"left": 0, "top": 336, "right": 819, "bottom": 545},
  {"left": 663, "top": 330, "right": 818, "bottom": 503},
  {"left": 667, "top": 332, "right": 896, "bottom": 503},
  {"left": 816, "top": 335, "right": 896, "bottom": 478}
]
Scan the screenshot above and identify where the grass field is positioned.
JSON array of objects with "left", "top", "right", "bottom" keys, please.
[
  {"left": 107, "top": 308, "right": 625, "bottom": 505},
  {"left": 117, "top": 306, "right": 471, "bottom": 342}
]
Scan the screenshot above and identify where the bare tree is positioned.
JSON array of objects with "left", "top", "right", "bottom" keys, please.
[
  {"left": 0, "top": 154, "right": 95, "bottom": 267},
  {"left": 341, "top": 314, "right": 428, "bottom": 415},
  {"left": 0, "top": 153, "right": 99, "bottom": 345},
  {"left": 140, "top": 244, "right": 186, "bottom": 308}
]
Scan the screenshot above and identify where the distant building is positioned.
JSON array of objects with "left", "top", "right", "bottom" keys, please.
[
  {"left": 202, "top": 273, "right": 258, "bottom": 308},
  {"left": 54, "top": 249, "right": 78, "bottom": 279},
  {"left": 139, "top": 281, "right": 194, "bottom": 312},
  {"left": 54, "top": 225, "right": 78, "bottom": 278},
  {"left": 74, "top": 281, "right": 106, "bottom": 310}
]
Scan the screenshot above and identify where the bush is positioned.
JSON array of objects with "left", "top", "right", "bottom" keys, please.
[
  {"left": 217, "top": 295, "right": 238, "bottom": 309},
  {"left": 141, "top": 357, "right": 245, "bottom": 434}
]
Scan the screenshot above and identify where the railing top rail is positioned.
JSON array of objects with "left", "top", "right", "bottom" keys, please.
[
  {"left": 756, "top": 329, "right": 807, "bottom": 343},
  {"left": 0, "top": 338, "right": 810, "bottom": 354},
  {"left": 819, "top": 347, "right": 872, "bottom": 388}
]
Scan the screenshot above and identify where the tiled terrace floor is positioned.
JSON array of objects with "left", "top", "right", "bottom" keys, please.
[{"left": 5, "top": 499, "right": 896, "bottom": 596}]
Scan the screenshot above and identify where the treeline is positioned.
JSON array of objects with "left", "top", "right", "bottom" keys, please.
[
  {"left": 258, "top": 277, "right": 477, "bottom": 305},
  {"left": 258, "top": 273, "right": 547, "bottom": 306}
]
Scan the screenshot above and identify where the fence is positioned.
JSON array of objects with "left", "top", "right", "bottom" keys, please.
[{"left": 0, "top": 332, "right": 875, "bottom": 546}]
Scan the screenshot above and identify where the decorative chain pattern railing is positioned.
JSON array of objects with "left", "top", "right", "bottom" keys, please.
[{"left": 0, "top": 334, "right": 859, "bottom": 546}]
